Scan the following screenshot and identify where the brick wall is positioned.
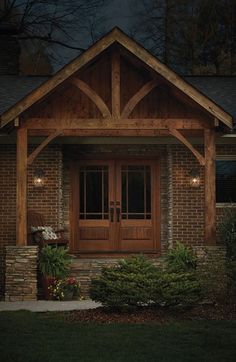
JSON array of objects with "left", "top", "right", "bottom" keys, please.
[
  {"left": 0, "top": 144, "right": 63, "bottom": 247},
  {"left": 28, "top": 145, "right": 63, "bottom": 229},
  {"left": 172, "top": 144, "right": 205, "bottom": 246}
]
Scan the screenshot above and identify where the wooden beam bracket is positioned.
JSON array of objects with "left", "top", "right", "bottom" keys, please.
[
  {"left": 70, "top": 78, "right": 111, "bottom": 118},
  {"left": 27, "top": 130, "right": 62, "bottom": 166},
  {"left": 168, "top": 127, "right": 205, "bottom": 166},
  {"left": 121, "top": 79, "right": 160, "bottom": 119}
]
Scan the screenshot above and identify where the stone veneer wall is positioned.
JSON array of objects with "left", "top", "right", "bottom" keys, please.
[
  {"left": 70, "top": 256, "right": 165, "bottom": 296},
  {"left": 5, "top": 246, "right": 38, "bottom": 301}
]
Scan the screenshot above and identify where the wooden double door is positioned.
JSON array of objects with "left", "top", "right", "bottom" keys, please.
[{"left": 71, "top": 159, "right": 160, "bottom": 254}]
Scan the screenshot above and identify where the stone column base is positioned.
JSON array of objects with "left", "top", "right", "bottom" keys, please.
[{"left": 5, "top": 246, "right": 38, "bottom": 301}]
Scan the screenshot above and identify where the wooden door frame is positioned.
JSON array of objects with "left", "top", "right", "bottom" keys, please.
[{"left": 69, "top": 156, "right": 161, "bottom": 255}]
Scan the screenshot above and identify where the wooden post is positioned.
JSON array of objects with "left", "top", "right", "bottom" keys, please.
[
  {"left": 16, "top": 128, "right": 28, "bottom": 246},
  {"left": 204, "top": 129, "right": 216, "bottom": 245}
]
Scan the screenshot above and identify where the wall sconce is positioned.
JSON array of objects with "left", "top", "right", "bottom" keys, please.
[
  {"left": 33, "top": 169, "right": 45, "bottom": 188},
  {"left": 189, "top": 169, "right": 200, "bottom": 188}
]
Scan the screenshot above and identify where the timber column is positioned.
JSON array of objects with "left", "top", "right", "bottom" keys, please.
[
  {"left": 4, "top": 127, "right": 38, "bottom": 301},
  {"left": 16, "top": 127, "right": 27, "bottom": 245},
  {"left": 204, "top": 129, "right": 216, "bottom": 245}
]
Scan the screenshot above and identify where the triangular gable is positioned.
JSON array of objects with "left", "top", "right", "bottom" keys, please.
[{"left": 0, "top": 27, "right": 233, "bottom": 129}]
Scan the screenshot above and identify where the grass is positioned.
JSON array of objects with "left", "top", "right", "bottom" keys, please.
[{"left": 0, "top": 311, "right": 236, "bottom": 362}]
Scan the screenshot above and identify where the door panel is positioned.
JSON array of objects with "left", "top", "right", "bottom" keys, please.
[
  {"left": 72, "top": 159, "right": 160, "bottom": 254},
  {"left": 116, "top": 160, "right": 158, "bottom": 251},
  {"left": 75, "top": 160, "right": 115, "bottom": 252}
]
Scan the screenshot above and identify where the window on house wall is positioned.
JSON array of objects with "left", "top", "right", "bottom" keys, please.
[{"left": 216, "top": 160, "right": 236, "bottom": 203}]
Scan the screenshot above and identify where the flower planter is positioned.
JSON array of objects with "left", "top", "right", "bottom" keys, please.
[{"left": 41, "top": 276, "right": 56, "bottom": 300}]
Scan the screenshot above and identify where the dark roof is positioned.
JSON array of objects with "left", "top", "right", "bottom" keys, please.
[
  {"left": 0, "top": 75, "right": 49, "bottom": 115},
  {"left": 0, "top": 75, "right": 235, "bottom": 120},
  {"left": 184, "top": 76, "right": 236, "bottom": 120}
]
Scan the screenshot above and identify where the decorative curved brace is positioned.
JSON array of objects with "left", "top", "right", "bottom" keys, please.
[
  {"left": 27, "top": 129, "right": 62, "bottom": 166},
  {"left": 121, "top": 79, "right": 160, "bottom": 118},
  {"left": 168, "top": 127, "right": 205, "bottom": 166},
  {"left": 70, "top": 78, "right": 111, "bottom": 118}
]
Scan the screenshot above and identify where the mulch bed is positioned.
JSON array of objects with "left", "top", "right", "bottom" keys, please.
[{"left": 58, "top": 301, "right": 236, "bottom": 324}]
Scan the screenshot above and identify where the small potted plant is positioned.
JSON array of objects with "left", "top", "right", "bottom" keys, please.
[
  {"left": 50, "top": 277, "right": 81, "bottom": 301},
  {"left": 38, "top": 245, "right": 71, "bottom": 300}
]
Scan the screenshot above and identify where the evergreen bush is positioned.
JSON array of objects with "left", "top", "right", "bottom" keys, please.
[{"left": 90, "top": 253, "right": 201, "bottom": 309}]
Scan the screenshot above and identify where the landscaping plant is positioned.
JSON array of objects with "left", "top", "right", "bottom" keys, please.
[
  {"left": 50, "top": 277, "right": 80, "bottom": 301},
  {"left": 219, "top": 208, "right": 236, "bottom": 293},
  {"left": 90, "top": 255, "right": 158, "bottom": 308},
  {"left": 90, "top": 252, "right": 201, "bottom": 309},
  {"left": 165, "top": 242, "right": 197, "bottom": 272},
  {"left": 38, "top": 245, "right": 72, "bottom": 299},
  {"left": 38, "top": 245, "right": 71, "bottom": 279}
]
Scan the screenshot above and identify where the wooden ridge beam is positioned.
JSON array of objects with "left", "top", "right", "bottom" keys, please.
[
  {"left": 70, "top": 78, "right": 111, "bottom": 118},
  {"left": 121, "top": 79, "right": 160, "bottom": 118},
  {"left": 27, "top": 130, "right": 62, "bottom": 165},
  {"left": 168, "top": 127, "right": 205, "bottom": 166}
]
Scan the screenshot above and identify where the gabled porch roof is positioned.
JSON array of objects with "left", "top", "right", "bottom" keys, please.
[{"left": 0, "top": 27, "right": 233, "bottom": 129}]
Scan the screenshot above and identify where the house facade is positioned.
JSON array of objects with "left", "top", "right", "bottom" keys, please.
[{"left": 0, "top": 28, "right": 235, "bottom": 300}]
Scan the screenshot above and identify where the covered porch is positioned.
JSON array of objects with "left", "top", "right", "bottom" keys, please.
[{"left": 0, "top": 28, "right": 232, "bottom": 300}]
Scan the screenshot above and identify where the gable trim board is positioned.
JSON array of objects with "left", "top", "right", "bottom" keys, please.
[{"left": 0, "top": 27, "right": 233, "bottom": 129}]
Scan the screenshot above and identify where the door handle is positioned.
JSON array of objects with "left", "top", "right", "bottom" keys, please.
[
  {"left": 116, "top": 207, "right": 120, "bottom": 222},
  {"left": 110, "top": 207, "right": 114, "bottom": 222},
  {"left": 110, "top": 201, "right": 115, "bottom": 222}
]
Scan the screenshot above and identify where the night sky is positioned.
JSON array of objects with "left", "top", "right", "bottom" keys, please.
[{"left": 53, "top": 0, "right": 138, "bottom": 70}]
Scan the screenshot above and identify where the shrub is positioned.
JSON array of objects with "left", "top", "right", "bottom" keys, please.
[
  {"left": 155, "top": 271, "right": 201, "bottom": 306},
  {"left": 90, "top": 254, "right": 201, "bottom": 309},
  {"left": 90, "top": 255, "right": 158, "bottom": 308},
  {"left": 197, "top": 248, "right": 229, "bottom": 302},
  {"left": 218, "top": 208, "right": 236, "bottom": 259},
  {"left": 166, "top": 242, "right": 197, "bottom": 272},
  {"left": 38, "top": 245, "right": 71, "bottom": 278},
  {"left": 218, "top": 208, "right": 236, "bottom": 293}
]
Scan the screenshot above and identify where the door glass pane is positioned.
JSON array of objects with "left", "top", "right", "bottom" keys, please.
[
  {"left": 121, "top": 165, "right": 151, "bottom": 219},
  {"left": 79, "top": 166, "right": 108, "bottom": 219}
]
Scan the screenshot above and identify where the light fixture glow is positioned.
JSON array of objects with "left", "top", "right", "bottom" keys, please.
[
  {"left": 189, "top": 169, "right": 200, "bottom": 188},
  {"left": 33, "top": 169, "right": 45, "bottom": 188}
]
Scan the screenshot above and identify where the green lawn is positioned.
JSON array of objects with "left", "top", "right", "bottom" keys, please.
[{"left": 0, "top": 311, "right": 236, "bottom": 362}]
